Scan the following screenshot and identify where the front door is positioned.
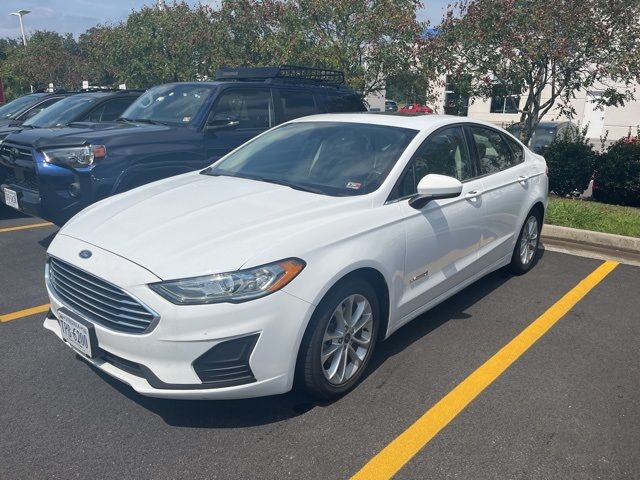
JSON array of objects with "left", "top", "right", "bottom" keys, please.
[
  {"left": 204, "top": 88, "right": 274, "bottom": 164},
  {"left": 395, "top": 126, "right": 486, "bottom": 321}
]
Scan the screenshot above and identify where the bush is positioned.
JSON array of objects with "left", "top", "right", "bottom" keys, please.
[
  {"left": 542, "top": 130, "right": 595, "bottom": 196},
  {"left": 593, "top": 136, "right": 640, "bottom": 207}
]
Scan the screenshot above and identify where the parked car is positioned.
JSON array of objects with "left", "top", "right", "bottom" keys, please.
[
  {"left": 0, "top": 66, "right": 366, "bottom": 225},
  {"left": 507, "top": 121, "right": 578, "bottom": 153},
  {"left": 0, "top": 90, "right": 142, "bottom": 145},
  {"left": 385, "top": 100, "right": 398, "bottom": 112},
  {"left": 398, "top": 103, "right": 434, "bottom": 114},
  {"left": 0, "top": 92, "right": 72, "bottom": 128},
  {"left": 43, "top": 114, "right": 548, "bottom": 400}
]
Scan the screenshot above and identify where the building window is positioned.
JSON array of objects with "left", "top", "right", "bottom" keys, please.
[
  {"left": 444, "top": 75, "right": 469, "bottom": 116},
  {"left": 490, "top": 84, "right": 520, "bottom": 114}
]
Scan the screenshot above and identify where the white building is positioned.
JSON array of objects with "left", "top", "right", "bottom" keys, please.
[{"left": 433, "top": 77, "right": 640, "bottom": 145}]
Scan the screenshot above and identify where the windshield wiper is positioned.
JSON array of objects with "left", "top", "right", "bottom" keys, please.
[
  {"left": 253, "top": 177, "right": 326, "bottom": 195},
  {"left": 206, "top": 170, "right": 326, "bottom": 195},
  {"left": 130, "top": 118, "right": 168, "bottom": 126}
]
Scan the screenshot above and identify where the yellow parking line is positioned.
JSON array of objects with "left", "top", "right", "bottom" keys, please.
[
  {"left": 0, "top": 222, "right": 53, "bottom": 234},
  {"left": 0, "top": 304, "right": 50, "bottom": 323},
  {"left": 352, "top": 260, "right": 619, "bottom": 480}
]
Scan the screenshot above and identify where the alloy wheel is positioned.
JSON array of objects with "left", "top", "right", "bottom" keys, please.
[
  {"left": 320, "top": 294, "right": 373, "bottom": 385},
  {"left": 519, "top": 215, "right": 539, "bottom": 265}
]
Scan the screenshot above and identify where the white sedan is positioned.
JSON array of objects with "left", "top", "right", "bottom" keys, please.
[{"left": 43, "top": 114, "right": 548, "bottom": 400}]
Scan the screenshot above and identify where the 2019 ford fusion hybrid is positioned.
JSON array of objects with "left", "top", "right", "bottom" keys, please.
[{"left": 43, "top": 114, "right": 548, "bottom": 400}]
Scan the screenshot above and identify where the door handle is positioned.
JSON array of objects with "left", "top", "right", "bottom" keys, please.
[
  {"left": 517, "top": 175, "right": 528, "bottom": 183},
  {"left": 465, "top": 190, "right": 481, "bottom": 199}
]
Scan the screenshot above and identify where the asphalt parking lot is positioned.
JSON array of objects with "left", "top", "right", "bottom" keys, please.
[{"left": 1, "top": 206, "right": 638, "bottom": 480}]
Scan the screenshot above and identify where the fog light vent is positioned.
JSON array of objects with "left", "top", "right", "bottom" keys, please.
[{"left": 192, "top": 334, "right": 259, "bottom": 387}]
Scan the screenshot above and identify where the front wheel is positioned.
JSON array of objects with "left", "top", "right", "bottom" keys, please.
[
  {"left": 299, "top": 279, "right": 380, "bottom": 400},
  {"left": 510, "top": 210, "right": 541, "bottom": 274}
]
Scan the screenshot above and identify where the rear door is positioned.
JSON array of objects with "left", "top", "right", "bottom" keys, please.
[
  {"left": 203, "top": 87, "right": 274, "bottom": 163},
  {"left": 394, "top": 125, "right": 486, "bottom": 321},
  {"left": 467, "top": 125, "right": 530, "bottom": 268}
]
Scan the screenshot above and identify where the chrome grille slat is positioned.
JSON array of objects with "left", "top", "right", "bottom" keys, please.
[
  {"left": 50, "top": 261, "right": 147, "bottom": 311},
  {"left": 48, "top": 257, "right": 157, "bottom": 333},
  {"left": 50, "top": 260, "right": 131, "bottom": 298},
  {"left": 50, "top": 270, "right": 153, "bottom": 318},
  {"left": 52, "top": 282, "right": 148, "bottom": 330}
]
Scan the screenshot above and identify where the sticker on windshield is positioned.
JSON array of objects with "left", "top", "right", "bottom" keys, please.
[
  {"left": 182, "top": 116, "right": 191, "bottom": 123},
  {"left": 346, "top": 181, "right": 362, "bottom": 190}
]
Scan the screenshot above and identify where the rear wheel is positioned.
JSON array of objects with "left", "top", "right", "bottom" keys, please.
[
  {"left": 510, "top": 210, "right": 541, "bottom": 274},
  {"left": 300, "top": 279, "right": 379, "bottom": 400}
]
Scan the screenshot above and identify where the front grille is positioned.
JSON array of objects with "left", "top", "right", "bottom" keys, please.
[
  {"left": 48, "top": 257, "right": 157, "bottom": 333},
  {"left": 5, "top": 172, "right": 38, "bottom": 191},
  {"left": 0, "top": 143, "right": 34, "bottom": 163}
]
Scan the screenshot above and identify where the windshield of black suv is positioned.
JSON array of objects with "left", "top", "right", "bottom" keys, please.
[
  {"left": 120, "top": 84, "right": 214, "bottom": 126},
  {"left": 205, "top": 121, "right": 417, "bottom": 196},
  {"left": 0, "top": 95, "right": 43, "bottom": 119},
  {"left": 23, "top": 94, "right": 103, "bottom": 128}
]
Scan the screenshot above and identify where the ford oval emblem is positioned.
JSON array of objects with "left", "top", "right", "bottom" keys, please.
[{"left": 79, "top": 250, "right": 92, "bottom": 259}]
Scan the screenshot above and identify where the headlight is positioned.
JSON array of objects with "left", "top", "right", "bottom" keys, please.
[
  {"left": 149, "top": 258, "right": 306, "bottom": 305},
  {"left": 42, "top": 145, "right": 106, "bottom": 168}
]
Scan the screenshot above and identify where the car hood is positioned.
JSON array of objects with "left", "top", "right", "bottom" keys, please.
[
  {"left": 4, "top": 122, "right": 180, "bottom": 149},
  {"left": 59, "top": 172, "right": 365, "bottom": 279}
]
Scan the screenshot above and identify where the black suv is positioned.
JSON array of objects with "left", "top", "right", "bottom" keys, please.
[
  {"left": 0, "top": 65, "right": 367, "bottom": 225},
  {"left": 0, "top": 92, "right": 71, "bottom": 128}
]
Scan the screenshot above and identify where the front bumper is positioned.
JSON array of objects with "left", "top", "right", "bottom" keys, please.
[
  {"left": 0, "top": 147, "right": 92, "bottom": 225},
  {"left": 44, "top": 234, "right": 315, "bottom": 399}
]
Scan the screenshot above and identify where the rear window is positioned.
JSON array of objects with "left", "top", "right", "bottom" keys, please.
[
  {"left": 325, "top": 94, "right": 366, "bottom": 113},
  {"left": 280, "top": 90, "right": 317, "bottom": 122}
]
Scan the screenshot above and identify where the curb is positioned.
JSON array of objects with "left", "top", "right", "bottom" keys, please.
[{"left": 541, "top": 224, "right": 640, "bottom": 254}]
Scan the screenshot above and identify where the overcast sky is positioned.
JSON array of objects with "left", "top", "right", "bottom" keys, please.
[{"left": 0, "top": 0, "right": 451, "bottom": 39}]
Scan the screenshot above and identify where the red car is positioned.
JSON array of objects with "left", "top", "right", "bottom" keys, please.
[{"left": 398, "top": 103, "right": 433, "bottom": 114}]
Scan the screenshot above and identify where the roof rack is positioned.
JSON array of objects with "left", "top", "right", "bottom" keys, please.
[{"left": 215, "top": 65, "right": 346, "bottom": 87}]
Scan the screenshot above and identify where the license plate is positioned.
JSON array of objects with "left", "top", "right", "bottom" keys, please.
[
  {"left": 58, "top": 310, "right": 94, "bottom": 357},
  {"left": 3, "top": 188, "right": 19, "bottom": 209}
]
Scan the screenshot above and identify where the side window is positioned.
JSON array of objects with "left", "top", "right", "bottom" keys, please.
[
  {"left": 503, "top": 134, "right": 524, "bottom": 164},
  {"left": 325, "top": 94, "right": 367, "bottom": 113},
  {"left": 470, "top": 126, "right": 516, "bottom": 174},
  {"left": 208, "top": 89, "right": 272, "bottom": 129},
  {"left": 83, "top": 104, "right": 106, "bottom": 123},
  {"left": 279, "top": 90, "right": 317, "bottom": 122},
  {"left": 21, "top": 97, "right": 61, "bottom": 119},
  {"left": 392, "top": 127, "right": 474, "bottom": 199},
  {"left": 99, "top": 98, "right": 137, "bottom": 121}
]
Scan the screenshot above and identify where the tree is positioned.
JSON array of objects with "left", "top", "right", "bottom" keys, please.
[
  {"left": 427, "top": 0, "right": 640, "bottom": 143},
  {"left": 1, "top": 31, "right": 85, "bottom": 92},
  {"left": 211, "top": 0, "right": 426, "bottom": 95}
]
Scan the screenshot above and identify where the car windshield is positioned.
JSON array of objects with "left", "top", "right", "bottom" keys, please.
[
  {"left": 530, "top": 127, "right": 558, "bottom": 150},
  {"left": 205, "top": 121, "right": 417, "bottom": 196},
  {"left": 23, "top": 95, "right": 102, "bottom": 127},
  {"left": 0, "top": 95, "right": 43, "bottom": 119},
  {"left": 120, "top": 84, "right": 214, "bottom": 126}
]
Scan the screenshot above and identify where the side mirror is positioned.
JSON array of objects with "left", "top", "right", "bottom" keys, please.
[
  {"left": 409, "top": 174, "right": 463, "bottom": 209},
  {"left": 205, "top": 114, "right": 240, "bottom": 132}
]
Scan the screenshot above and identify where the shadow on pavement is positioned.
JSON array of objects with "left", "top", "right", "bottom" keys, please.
[
  {"left": 0, "top": 204, "right": 27, "bottom": 220},
  {"left": 84, "top": 248, "right": 545, "bottom": 428}
]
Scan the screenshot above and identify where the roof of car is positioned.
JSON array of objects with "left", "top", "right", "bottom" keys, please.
[{"left": 289, "top": 113, "right": 509, "bottom": 132}]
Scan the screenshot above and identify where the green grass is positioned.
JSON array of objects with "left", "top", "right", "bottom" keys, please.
[{"left": 546, "top": 196, "right": 640, "bottom": 238}]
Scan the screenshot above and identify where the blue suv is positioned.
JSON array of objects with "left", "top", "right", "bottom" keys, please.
[{"left": 0, "top": 66, "right": 366, "bottom": 225}]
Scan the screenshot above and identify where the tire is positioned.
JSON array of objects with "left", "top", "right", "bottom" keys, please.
[
  {"left": 299, "top": 278, "right": 380, "bottom": 400},
  {"left": 509, "top": 209, "right": 542, "bottom": 274}
]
